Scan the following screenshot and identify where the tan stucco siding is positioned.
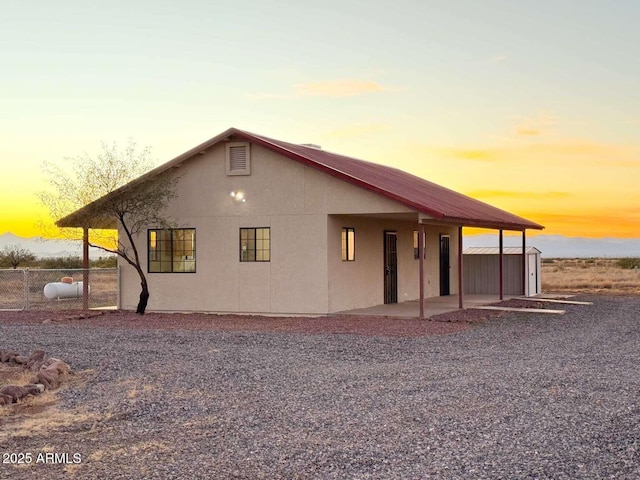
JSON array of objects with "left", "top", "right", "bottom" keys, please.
[
  {"left": 326, "top": 219, "right": 460, "bottom": 312},
  {"left": 117, "top": 140, "right": 452, "bottom": 314},
  {"left": 118, "top": 143, "right": 333, "bottom": 314}
]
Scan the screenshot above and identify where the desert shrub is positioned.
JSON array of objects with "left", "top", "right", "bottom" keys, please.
[
  {"left": 616, "top": 258, "right": 640, "bottom": 270},
  {"left": 91, "top": 256, "right": 117, "bottom": 268},
  {"left": 36, "top": 256, "right": 83, "bottom": 269}
]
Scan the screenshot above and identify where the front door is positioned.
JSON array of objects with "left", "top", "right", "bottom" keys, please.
[
  {"left": 384, "top": 231, "right": 398, "bottom": 304},
  {"left": 439, "top": 234, "right": 450, "bottom": 296}
]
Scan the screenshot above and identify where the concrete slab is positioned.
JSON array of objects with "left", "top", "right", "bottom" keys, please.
[
  {"left": 470, "top": 306, "right": 565, "bottom": 314},
  {"left": 338, "top": 295, "right": 516, "bottom": 319},
  {"left": 519, "top": 297, "right": 593, "bottom": 306}
]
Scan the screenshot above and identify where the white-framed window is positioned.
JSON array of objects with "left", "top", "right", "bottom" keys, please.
[{"left": 226, "top": 142, "right": 251, "bottom": 175}]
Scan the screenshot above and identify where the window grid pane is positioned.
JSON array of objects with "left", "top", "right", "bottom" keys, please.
[
  {"left": 240, "top": 227, "right": 270, "bottom": 262},
  {"left": 149, "top": 228, "right": 196, "bottom": 273}
]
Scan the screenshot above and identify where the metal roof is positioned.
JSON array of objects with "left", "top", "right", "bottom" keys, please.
[
  {"left": 464, "top": 247, "right": 542, "bottom": 255},
  {"left": 57, "top": 127, "right": 544, "bottom": 231}
]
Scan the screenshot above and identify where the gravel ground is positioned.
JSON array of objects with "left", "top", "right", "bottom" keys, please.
[{"left": 0, "top": 294, "right": 639, "bottom": 479}]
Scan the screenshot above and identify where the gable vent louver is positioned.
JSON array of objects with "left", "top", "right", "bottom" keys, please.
[{"left": 226, "top": 142, "right": 251, "bottom": 175}]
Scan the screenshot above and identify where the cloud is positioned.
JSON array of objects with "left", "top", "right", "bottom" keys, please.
[
  {"left": 244, "top": 92, "right": 287, "bottom": 100},
  {"left": 293, "top": 80, "right": 389, "bottom": 97},
  {"left": 246, "top": 79, "right": 391, "bottom": 100},
  {"left": 521, "top": 211, "right": 640, "bottom": 237},
  {"left": 493, "top": 54, "right": 507, "bottom": 63},
  {"left": 428, "top": 140, "right": 638, "bottom": 165},
  {"left": 467, "top": 190, "right": 570, "bottom": 199},
  {"left": 512, "top": 112, "right": 557, "bottom": 137},
  {"left": 323, "top": 124, "right": 390, "bottom": 139}
]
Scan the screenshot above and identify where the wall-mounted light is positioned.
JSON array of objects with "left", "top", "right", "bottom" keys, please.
[{"left": 230, "top": 191, "right": 247, "bottom": 203}]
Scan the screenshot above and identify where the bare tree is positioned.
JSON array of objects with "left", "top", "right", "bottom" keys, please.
[
  {"left": 39, "top": 140, "right": 179, "bottom": 314},
  {"left": 0, "top": 245, "right": 36, "bottom": 269}
]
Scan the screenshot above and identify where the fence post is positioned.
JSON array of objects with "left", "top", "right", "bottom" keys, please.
[
  {"left": 117, "top": 265, "right": 121, "bottom": 310},
  {"left": 23, "top": 269, "right": 29, "bottom": 311},
  {"left": 82, "top": 227, "right": 89, "bottom": 310}
]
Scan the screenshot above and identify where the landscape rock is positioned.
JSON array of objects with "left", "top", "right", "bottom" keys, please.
[
  {"left": 24, "top": 349, "right": 47, "bottom": 371},
  {"left": 1, "top": 350, "right": 19, "bottom": 363},
  {"left": 0, "top": 384, "right": 41, "bottom": 403}
]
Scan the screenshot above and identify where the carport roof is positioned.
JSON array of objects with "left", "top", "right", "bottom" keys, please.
[{"left": 57, "top": 127, "right": 544, "bottom": 231}]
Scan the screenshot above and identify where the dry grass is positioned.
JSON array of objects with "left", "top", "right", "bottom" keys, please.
[
  {"left": 0, "top": 367, "right": 96, "bottom": 442},
  {"left": 542, "top": 258, "right": 640, "bottom": 293}
]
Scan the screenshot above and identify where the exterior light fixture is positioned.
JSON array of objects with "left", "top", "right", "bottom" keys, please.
[{"left": 230, "top": 191, "right": 247, "bottom": 203}]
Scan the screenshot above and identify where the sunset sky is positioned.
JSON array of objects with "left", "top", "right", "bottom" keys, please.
[{"left": 2, "top": 1, "right": 638, "bottom": 239}]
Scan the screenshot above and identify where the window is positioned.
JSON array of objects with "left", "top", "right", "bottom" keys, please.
[
  {"left": 341, "top": 227, "right": 355, "bottom": 261},
  {"left": 148, "top": 228, "right": 196, "bottom": 273},
  {"left": 226, "top": 142, "right": 251, "bottom": 175},
  {"left": 414, "top": 230, "right": 426, "bottom": 259},
  {"left": 240, "top": 227, "right": 270, "bottom": 262}
]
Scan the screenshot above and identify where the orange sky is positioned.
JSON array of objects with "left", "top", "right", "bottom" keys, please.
[{"left": 2, "top": 2, "right": 639, "bottom": 239}]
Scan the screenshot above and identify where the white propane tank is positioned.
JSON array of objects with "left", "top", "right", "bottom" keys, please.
[{"left": 43, "top": 281, "right": 88, "bottom": 300}]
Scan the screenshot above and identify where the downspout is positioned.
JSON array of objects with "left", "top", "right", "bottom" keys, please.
[
  {"left": 419, "top": 223, "right": 425, "bottom": 319},
  {"left": 82, "top": 226, "right": 89, "bottom": 311},
  {"left": 458, "top": 226, "right": 463, "bottom": 309},
  {"left": 499, "top": 229, "right": 504, "bottom": 300}
]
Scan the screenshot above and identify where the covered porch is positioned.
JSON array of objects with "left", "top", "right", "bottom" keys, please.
[{"left": 339, "top": 294, "right": 519, "bottom": 318}]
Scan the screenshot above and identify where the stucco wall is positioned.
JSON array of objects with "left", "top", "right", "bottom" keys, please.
[
  {"left": 326, "top": 219, "right": 460, "bottom": 312},
  {"left": 119, "top": 140, "right": 419, "bottom": 314}
]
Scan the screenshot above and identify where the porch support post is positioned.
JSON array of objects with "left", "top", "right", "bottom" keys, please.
[
  {"left": 521, "top": 230, "right": 527, "bottom": 296},
  {"left": 499, "top": 229, "right": 504, "bottom": 300},
  {"left": 419, "top": 223, "right": 425, "bottom": 319},
  {"left": 458, "top": 226, "right": 463, "bottom": 309},
  {"left": 82, "top": 226, "right": 89, "bottom": 311}
]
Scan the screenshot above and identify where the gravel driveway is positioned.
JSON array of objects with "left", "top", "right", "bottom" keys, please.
[{"left": 1, "top": 294, "right": 639, "bottom": 479}]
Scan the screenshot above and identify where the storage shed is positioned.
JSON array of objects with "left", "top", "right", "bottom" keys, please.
[{"left": 463, "top": 247, "right": 541, "bottom": 297}]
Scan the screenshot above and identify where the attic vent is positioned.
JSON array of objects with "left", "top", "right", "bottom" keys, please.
[{"left": 226, "top": 142, "right": 251, "bottom": 176}]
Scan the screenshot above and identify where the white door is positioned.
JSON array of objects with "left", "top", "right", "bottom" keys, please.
[{"left": 527, "top": 254, "right": 538, "bottom": 296}]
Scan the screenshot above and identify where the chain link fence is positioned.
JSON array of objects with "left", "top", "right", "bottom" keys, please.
[{"left": 0, "top": 268, "right": 118, "bottom": 311}]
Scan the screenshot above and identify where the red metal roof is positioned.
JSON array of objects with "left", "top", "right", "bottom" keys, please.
[
  {"left": 57, "top": 127, "right": 543, "bottom": 231},
  {"left": 233, "top": 129, "right": 543, "bottom": 231}
]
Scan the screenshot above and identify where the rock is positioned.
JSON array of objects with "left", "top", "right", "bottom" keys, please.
[
  {"left": 31, "top": 367, "right": 60, "bottom": 390},
  {"left": 0, "top": 385, "right": 36, "bottom": 403},
  {"left": 45, "top": 359, "right": 73, "bottom": 376},
  {"left": 0, "top": 393, "right": 12, "bottom": 405},
  {"left": 24, "top": 349, "right": 46, "bottom": 371},
  {"left": 14, "top": 355, "right": 28, "bottom": 365},
  {"left": 22, "top": 384, "right": 44, "bottom": 395},
  {"left": 1, "top": 351, "right": 20, "bottom": 363}
]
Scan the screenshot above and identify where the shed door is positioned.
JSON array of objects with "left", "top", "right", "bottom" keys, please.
[
  {"left": 384, "top": 231, "right": 398, "bottom": 304},
  {"left": 439, "top": 235, "right": 450, "bottom": 296},
  {"left": 527, "top": 254, "right": 538, "bottom": 296}
]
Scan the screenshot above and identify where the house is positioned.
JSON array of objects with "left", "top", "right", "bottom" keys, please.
[{"left": 58, "top": 128, "right": 543, "bottom": 316}]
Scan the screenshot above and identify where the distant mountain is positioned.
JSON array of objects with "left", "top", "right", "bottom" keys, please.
[
  {"left": 0, "top": 232, "right": 113, "bottom": 260},
  {"left": 464, "top": 234, "right": 640, "bottom": 258}
]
